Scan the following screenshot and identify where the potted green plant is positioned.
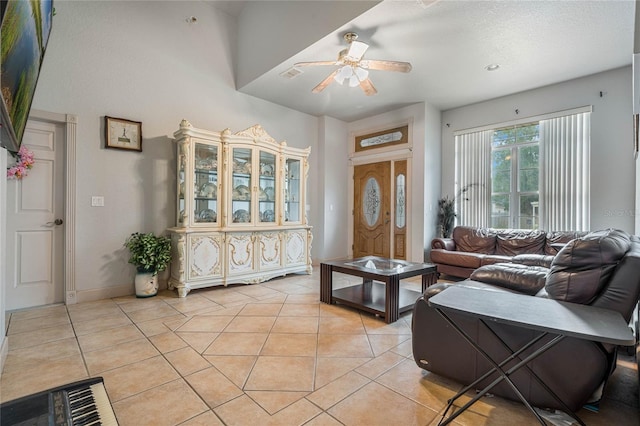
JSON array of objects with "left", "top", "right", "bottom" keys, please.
[
  {"left": 437, "top": 196, "right": 456, "bottom": 238},
  {"left": 124, "top": 232, "right": 172, "bottom": 297}
]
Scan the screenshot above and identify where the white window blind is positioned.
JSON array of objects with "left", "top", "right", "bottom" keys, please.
[
  {"left": 453, "top": 107, "right": 591, "bottom": 231},
  {"left": 454, "top": 130, "right": 492, "bottom": 227},
  {"left": 539, "top": 112, "right": 591, "bottom": 231}
]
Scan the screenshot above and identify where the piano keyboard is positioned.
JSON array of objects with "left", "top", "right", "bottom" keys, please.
[{"left": 1, "top": 377, "right": 118, "bottom": 425}]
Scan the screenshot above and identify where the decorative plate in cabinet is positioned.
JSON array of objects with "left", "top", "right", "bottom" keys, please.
[
  {"left": 233, "top": 185, "right": 250, "bottom": 200},
  {"left": 199, "top": 182, "right": 217, "bottom": 198},
  {"left": 198, "top": 209, "right": 217, "bottom": 222},
  {"left": 261, "top": 210, "right": 275, "bottom": 222},
  {"left": 233, "top": 209, "right": 250, "bottom": 223}
]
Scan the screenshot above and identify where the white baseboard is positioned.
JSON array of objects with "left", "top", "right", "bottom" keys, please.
[
  {"left": 76, "top": 283, "right": 134, "bottom": 304},
  {"left": 0, "top": 335, "right": 8, "bottom": 381},
  {"left": 75, "top": 280, "right": 169, "bottom": 304}
]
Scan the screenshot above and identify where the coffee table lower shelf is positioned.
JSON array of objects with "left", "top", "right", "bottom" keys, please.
[{"left": 331, "top": 282, "right": 422, "bottom": 317}]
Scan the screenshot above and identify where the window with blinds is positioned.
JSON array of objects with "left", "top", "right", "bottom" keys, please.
[
  {"left": 454, "top": 106, "right": 590, "bottom": 231},
  {"left": 490, "top": 123, "right": 540, "bottom": 229}
]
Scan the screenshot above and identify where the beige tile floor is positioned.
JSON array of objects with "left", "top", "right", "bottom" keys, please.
[{"left": 1, "top": 272, "right": 638, "bottom": 425}]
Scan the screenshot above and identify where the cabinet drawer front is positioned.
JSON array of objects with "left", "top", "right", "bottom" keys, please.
[
  {"left": 285, "top": 230, "right": 308, "bottom": 266},
  {"left": 227, "top": 233, "right": 255, "bottom": 274},
  {"left": 259, "top": 232, "right": 283, "bottom": 270},
  {"left": 188, "top": 233, "right": 223, "bottom": 280}
]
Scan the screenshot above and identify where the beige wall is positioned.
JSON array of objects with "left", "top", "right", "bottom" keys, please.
[
  {"left": 441, "top": 67, "right": 634, "bottom": 234},
  {"left": 29, "top": 1, "right": 320, "bottom": 302}
]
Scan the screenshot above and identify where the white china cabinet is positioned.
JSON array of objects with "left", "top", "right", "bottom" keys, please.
[{"left": 167, "top": 120, "right": 312, "bottom": 297}]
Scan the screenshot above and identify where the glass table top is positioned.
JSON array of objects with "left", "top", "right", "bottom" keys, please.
[{"left": 345, "top": 258, "right": 408, "bottom": 272}]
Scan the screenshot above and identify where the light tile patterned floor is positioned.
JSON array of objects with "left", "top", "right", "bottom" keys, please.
[{"left": 1, "top": 272, "right": 638, "bottom": 425}]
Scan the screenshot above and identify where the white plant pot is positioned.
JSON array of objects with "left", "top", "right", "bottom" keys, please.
[{"left": 135, "top": 269, "right": 158, "bottom": 298}]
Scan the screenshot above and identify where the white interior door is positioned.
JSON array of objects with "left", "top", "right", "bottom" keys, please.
[{"left": 6, "top": 119, "right": 65, "bottom": 310}]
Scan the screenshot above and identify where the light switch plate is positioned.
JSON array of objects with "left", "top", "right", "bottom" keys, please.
[{"left": 91, "top": 196, "right": 104, "bottom": 207}]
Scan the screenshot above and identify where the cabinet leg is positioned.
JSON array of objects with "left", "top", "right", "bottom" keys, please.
[
  {"left": 177, "top": 286, "right": 190, "bottom": 298},
  {"left": 167, "top": 279, "right": 177, "bottom": 290},
  {"left": 169, "top": 278, "right": 190, "bottom": 297}
]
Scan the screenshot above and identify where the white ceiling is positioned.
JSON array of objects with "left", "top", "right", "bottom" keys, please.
[{"left": 217, "top": 0, "right": 635, "bottom": 122}]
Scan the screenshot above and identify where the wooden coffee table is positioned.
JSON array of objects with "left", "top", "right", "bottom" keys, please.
[{"left": 320, "top": 256, "right": 437, "bottom": 323}]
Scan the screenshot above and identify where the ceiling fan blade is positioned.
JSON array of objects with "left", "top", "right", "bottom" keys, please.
[
  {"left": 359, "top": 78, "right": 377, "bottom": 96},
  {"left": 346, "top": 40, "right": 369, "bottom": 61},
  {"left": 294, "top": 61, "right": 338, "bottom": 67},
  {"left": 312, "top": 69, "right": 340, "bottom": 93},
  {"left": 360, "top": 59, "right": 412, "bottom": 73}
]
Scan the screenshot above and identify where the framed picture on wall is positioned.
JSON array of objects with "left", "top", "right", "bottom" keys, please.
[{"left": 105, "top": 116, "right": 142, "bottom": 152}]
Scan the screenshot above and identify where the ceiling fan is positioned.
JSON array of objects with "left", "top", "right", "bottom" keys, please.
[{"left": 294, "top": 32, "right": 412, "bottom": 96}]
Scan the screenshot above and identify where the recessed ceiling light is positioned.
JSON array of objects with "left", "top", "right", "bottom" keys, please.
[{"left": 485, "top": 64, "right": 500, "bottom": 71}]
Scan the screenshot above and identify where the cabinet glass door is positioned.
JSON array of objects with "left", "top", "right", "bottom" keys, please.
[
  {"left": 232, "top": 147, "right": 252, "bottom": 224},
  {"left": 194, "top": 143, "right": 218, "bottom": 224},
  {"left": 285, "top": 158, "right": 301, "bottom": 223},
  {"left": 258, "top": 151, "right": 277, "bottom": 224},
  {"left": 178, "top": 151, "right": 186, "bottom": 225}
]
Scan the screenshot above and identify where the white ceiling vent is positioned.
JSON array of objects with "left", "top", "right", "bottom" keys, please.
[{"left": 280, "top": 67, "right": 303, "bottom": 79}]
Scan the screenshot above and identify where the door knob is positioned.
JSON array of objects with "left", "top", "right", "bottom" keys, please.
[{"left": 46, "top": 219, "right": 64, "bottom": 226}]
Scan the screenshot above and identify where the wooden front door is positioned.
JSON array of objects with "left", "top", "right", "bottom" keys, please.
[{"left": 353, "top": 162, "right": 391, "bottom": 258}]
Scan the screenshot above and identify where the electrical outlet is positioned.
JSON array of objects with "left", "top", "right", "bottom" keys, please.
[{"left": 91, "top": 196, "right": 104, "bottom": 207}]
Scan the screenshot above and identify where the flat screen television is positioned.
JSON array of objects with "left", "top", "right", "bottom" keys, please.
[{"left": 0, "top": 0, "right": 53, "bottom": 152}]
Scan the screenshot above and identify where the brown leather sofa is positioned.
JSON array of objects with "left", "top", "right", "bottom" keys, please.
[
  {"left": 413, "top": 228, "right": 640, "bottom": 413},
  {"left": 430, "top": 226, "right": 588, "bottom": 278}
]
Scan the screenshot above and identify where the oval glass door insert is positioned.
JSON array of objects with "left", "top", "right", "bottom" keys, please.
[{"left": 363, "top": 177, "right": 381, "bottom": 226}]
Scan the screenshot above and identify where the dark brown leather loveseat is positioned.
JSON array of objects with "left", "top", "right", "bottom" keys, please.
[
  {"left": 413, "top": 228, "right": 640, "bottom": 413},
  {"left": 430, "top": 226, "right": 588, "bottom": 278}
]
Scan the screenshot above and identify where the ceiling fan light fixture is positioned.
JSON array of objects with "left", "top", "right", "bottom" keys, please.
[
  {"left": 334, "top": 65, "right": 354, "bottom": 85},
  {"left": 298, "top": 32, "right": 409, "bottom": 95},
  {"left": 348, "top": 66, "right": 368, "bottom": 87},
  {"left": 354, "top": 66, "right": 369, "bottom": 81}
]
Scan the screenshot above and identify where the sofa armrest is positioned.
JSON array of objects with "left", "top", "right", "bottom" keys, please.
[
  {"left": 422, "top": 282, "right": 455, "bottom": 299},
  {"left": 512, "top": 254, "right": 555, "bottom": 268},
  {"left": 432, "top": 238, "right": 456, "bottom": 251}
]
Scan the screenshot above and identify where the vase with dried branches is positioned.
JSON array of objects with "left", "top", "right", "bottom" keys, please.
[{"left": 437, "top": 183, "right": 483, "bottom": 238}]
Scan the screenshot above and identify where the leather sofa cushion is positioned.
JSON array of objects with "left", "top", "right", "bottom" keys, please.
[
  {"left": 430, "top": 249, "right": 483, "bottom": 269},
  {"left": 480, "top": 255, "right": 513, "bottom": 266},
  {"left": 453, "top": 226, "right": 496, "bottom": 254},
  {"left": 544, "top": 231, "right": 589, "bottom": 255},
  {"left": 512, "top": 254, "right": 555, "bottom": 268},
  {"left": 495, "top": 230, "right": 546, "bottom": 256},
  {"left": 590, "top": 235, "right": 640, "bottom": 321},
  {"left": 546, "top": 229, "right": 631, "bottom": 304},
  {"left": 470, "top": 263, "right": 548, "bottom": 295}
]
